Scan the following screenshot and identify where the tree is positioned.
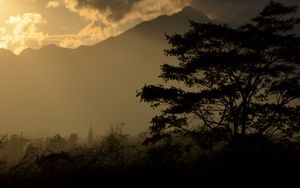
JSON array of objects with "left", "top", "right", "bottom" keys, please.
[
  {"left": 68, "top": 133, "right": 78, "bottom": 150},
  {"left": 138, "top": 1, "right": 300, "bottom": 147},
  {"left": 46, "top": 134, "right": 67, "bottom": 152}
]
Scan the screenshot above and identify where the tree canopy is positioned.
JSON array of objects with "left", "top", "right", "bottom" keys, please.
[{"left": 138, "top": 1, "right": 300, "bottom": 146}]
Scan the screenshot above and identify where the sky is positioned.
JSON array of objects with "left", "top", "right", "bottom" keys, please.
[
  {"left": 0, "top": 0, "right": 299, "bottom": 137},
  {"left": 0, "top": 0, "right": 299, "bottom": 54},
  {"left": 0, "top": 0, "right": 190, "bottom": 54}
]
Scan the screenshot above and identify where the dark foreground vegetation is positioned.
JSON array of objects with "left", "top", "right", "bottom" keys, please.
[
  {"left": 0, "top": 129, "right": 299, "bottom": 187},
  {"left": 0, "top": 1, "right": 299, "bottom": 187}
]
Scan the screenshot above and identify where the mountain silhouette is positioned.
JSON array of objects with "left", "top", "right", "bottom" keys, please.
[{"left": 0, "top": 7, "right": 210, "bottom": 136}]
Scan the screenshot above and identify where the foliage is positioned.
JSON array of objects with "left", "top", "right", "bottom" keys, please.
[
  {"left": 138, "top": 1, "right": 300, "bottom": 146},
  {"left": 0, "top": 128, "right": 299, "bottom": 187}
]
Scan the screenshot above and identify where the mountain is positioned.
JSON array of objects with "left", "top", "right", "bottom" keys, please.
[
  {"left": 125, "top": 6, "right": 209, "bottom": 39},
  {"left": 0, "top": 7, "right": 210, "bottom": 136},
  {"left": 0, "top": 49, "right": 16, "bottom": 59}
]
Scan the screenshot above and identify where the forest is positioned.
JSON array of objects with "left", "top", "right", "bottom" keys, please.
[{"left": 0, "top": 1, "right": 299, "bottom": 187}]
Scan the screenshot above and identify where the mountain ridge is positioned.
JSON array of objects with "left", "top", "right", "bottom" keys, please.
[
  {"left": 0, "top": 7, "right": 211, "bottom": 136},
  {"left": 18, "top": 6, "right": 208, "bottom": 56}
]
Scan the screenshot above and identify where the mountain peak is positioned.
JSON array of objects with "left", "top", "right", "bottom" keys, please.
[
  {"left": 181, "top": 6, "right": 196, "bottom": 13},
  {"left": 177, "top": 6, "right": 209, "bottom": 20}
]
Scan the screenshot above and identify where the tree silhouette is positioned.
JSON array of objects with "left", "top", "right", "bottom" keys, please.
[{"left": 138, "top": 1, "right": 300, "bottom": 146}]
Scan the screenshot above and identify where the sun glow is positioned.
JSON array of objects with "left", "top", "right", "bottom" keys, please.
[{"left": 0, "top": 0, "right": 190, "bottom": 54}]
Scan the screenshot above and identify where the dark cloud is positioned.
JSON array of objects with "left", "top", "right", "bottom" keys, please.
[
  {"left": 191, "top": 0, "right": 300, "bottom": 23},
  {"left": 77, "top": 0, "right": 143, "bottom": 21}
]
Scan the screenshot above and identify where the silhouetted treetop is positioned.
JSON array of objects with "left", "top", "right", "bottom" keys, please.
[{"left": 138, "top": 1, "right": 300, "bottom": 146}]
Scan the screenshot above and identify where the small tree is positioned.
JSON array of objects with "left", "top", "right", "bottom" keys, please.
[{"left": 138, "top": 1, "right": 300, "bottom": 146}]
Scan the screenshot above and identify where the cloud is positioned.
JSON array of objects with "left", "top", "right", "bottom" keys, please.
[
  {"left": 76, "top": 0, "right": 143, "bottom": 21},
  {"left": 58, "top": 0, "right": 190, "bottom": 48},
  {"left": 47, "top": 1, "right": 61, "bottom": 8},
  {"left": 59, "top": 19, "right": 116, "bottom": 48},
  {"left": 75, "top": 0, "right": 191, "bottom": 21},
  {"left": 0, "top": 13, "right": 47, "bottom": 54},
  {"left": 191, "top": 0, "right": 300, "bottom": 23},
  {"left": 1, "top": 0, "right": 191, "bottom": 52},
  {"left": 2, "top": 0, "right": 299, "bottom": 53}
]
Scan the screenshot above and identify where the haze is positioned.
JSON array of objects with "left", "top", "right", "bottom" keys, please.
[{"left": 0, "top": 0, "right": 298, "bottom": 137}]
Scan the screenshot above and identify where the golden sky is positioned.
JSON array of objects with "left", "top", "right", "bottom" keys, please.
[
  {"left": 0, "top": 0, "right": 190, "bottom": 54},
  {"left": 0, "top": 0, "right": 298, "bottom": 54}
]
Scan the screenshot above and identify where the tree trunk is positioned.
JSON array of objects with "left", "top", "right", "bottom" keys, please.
[
  {"left": 233, "top": 122, "right": 238, "bottom": 136},
  {"left": 241, "top": 96, "right": 249, "bottom": 136},
  {"left": 241, "top": 124, "right": 246, "bottom": 136}
]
